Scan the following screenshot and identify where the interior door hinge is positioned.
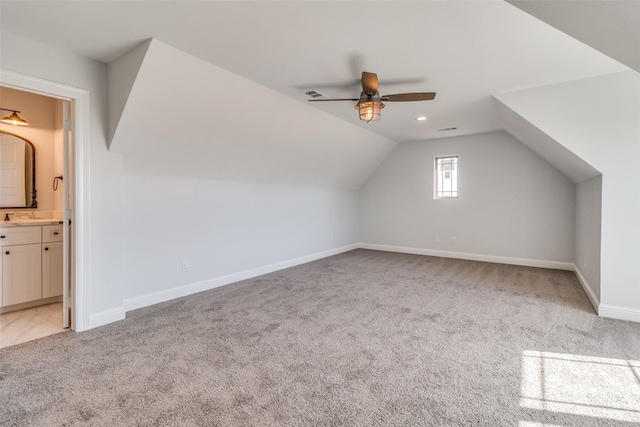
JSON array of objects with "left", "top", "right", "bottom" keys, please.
[{"left": 63, "top": 120, "right": 72, "bottom": 131}]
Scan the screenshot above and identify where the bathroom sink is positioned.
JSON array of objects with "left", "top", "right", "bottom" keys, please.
[{"left": 2, "top": 219, "right": 61, "bottom": 225}]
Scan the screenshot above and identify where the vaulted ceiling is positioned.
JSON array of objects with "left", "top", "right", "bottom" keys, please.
[{"left": 1, "top": 1, "right": 636, "bottom": 187}]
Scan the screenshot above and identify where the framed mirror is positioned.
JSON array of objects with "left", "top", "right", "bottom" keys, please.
[{"left": 0, "top": 130, "right": 37, "bottom": 208}]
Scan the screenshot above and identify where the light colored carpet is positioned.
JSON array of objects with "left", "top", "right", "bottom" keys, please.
[{"left": 1, "top": 249, "right": 639, "bottom": 426}]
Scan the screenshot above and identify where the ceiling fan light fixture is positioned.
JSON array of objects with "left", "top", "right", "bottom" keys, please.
[
  {"left": 0, "top": 109, "right": 29, "bottom": 126},
  {"left": 355, "top": 100, "right": 384, "bottom": 123}
]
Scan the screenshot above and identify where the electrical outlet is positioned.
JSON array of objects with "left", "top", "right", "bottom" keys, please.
[
  {"left": 181, "top": 260, "right": 189, "bottom": 272},
  {"left": 583, "top": 257, "right": 587, "bottom": 268},
  {"left": 451, "top": 237, "right": 457, "bottom": 244},
  {"left": 330, "top": 234, "right": 335, "bottom": 242},
  {"left": 435, "top": 235, "right": 440, "bottom": 243}
]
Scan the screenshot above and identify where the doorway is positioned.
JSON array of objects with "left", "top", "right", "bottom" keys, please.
[
  {"left": 0, "top": 69, "right": 89, "bottom": 339},
  {"left": 0, "top": 87, "right": 70, "bottom": 347}
]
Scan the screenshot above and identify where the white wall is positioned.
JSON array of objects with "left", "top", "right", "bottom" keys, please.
[
  {"left": 1, "top": 30, "right": 126, "bottom": 318},
  {"left": 575, "top": 175, "right": 602, "bottom": 304},
  {"left": 123, "top": 175, "right": 358, "bottom": 305},
  {"left": 1, "top": 30, "right": 364, "bottom": 327},
  {"left": 360, "top": 131, "right": 576, "bottom": 266}
]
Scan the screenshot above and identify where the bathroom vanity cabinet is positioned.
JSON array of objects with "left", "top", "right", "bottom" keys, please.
[{"left": 0, "top": 224, "right": 63, "bottom": 308}]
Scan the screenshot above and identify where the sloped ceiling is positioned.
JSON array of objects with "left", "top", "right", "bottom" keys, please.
[
  {"left": 110, "top": 39, "right": 396, "bottom": 190},
  {"left": 493, "top": 98, "right": 599, "bottom": 184},
  {"left": 494, "top": 71, "right": 640, "bottom": 175},
  {"left": 0, "top": 1, "right": 628, "bottom": 143},
  {"left": 508, "top": 0, "right": 640, "bottom": 73},
  {"left": 2, "top": 1, "right": 636, "bottom": 188}
]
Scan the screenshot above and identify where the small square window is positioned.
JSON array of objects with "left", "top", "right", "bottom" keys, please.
[{"left": 435, "top": 156, "right": 458, "bottom": 199}]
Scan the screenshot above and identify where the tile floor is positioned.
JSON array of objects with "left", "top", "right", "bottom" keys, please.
[{"left": 0, "top": 303, "right": 66, "bottom": 349}]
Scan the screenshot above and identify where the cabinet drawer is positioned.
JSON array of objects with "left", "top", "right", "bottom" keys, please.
[
  {"left": 0, "top": 226, "right": 41, "bottom": 246},
  {"left": 42, "top": 225, "right": 63, "bottom": 243}
]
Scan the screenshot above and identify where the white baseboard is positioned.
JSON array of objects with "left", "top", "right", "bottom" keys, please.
[
  {"left": 123, "top": 244, "right": 359, "bottom": 313},
  {"left": 358, "top": 243, "right": 574, "bottom": 271},
  {"left": 599, "top": 304, "right": 640, "bottom": 323},
  {"left": 89, "top": 306, "right": 126, "bottom": 329},
  {"left": 572, "top": 264, "right": 600, "bottom": 313},
  {"left": 91, "top": 243, "right": 640, "bottom": 328}
]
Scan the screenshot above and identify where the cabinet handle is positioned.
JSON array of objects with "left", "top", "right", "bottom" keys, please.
[
  {"left": 53, "top": 232, "right": 59, "bottom": 235},
  {"left": 5, "top": 251, "right": 9, "bottom": 255},
  {"left": 44, "top": 247, "right": 49, "bottom": 251},
  {"left": 0, "top": 235, "right": 5, "bottom": 238}
]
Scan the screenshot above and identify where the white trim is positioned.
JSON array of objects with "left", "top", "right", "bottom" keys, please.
[
  {"left": 599, "top": 304, "right": 640, "bottom": 323},
  {"left": 1, "top": 69, "right": 91, "bottom": 332},
  {"left": 358, "top": 243, "right": 574, "bottom": 271},
  {"left": 124, "top": 244, "right": 358, "bottom": 313},
  {"left": 89, "top": 306, "right": 126, "bottom": 329},
  {"left": 571, "top": 264, "right": 600, "bottom": 313}
]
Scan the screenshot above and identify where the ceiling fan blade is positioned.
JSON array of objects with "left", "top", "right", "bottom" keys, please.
[
  {"left": 362, "top": 71, "right": 378, "bottom": 94},
  {"left": 381, "top": 92, "right": 436, "bottom": 102},
  {"left": 308, "top": 98, "right": 359, "bottom": 102}
]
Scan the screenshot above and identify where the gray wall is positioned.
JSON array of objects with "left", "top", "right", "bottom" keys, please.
[
  {"left": 123, "top": 175, "right": 359, "bottom": 303},
  {"left": 575, "top": 175, "right": 602, "bottom": 302},
  {"left": 359, "top": 131, "right": 576, "bottom": 264}
]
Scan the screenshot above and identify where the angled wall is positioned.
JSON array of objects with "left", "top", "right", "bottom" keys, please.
[
  {"left": 109, "top": 39, "right": 396, "bottom": 190},
  {"left": 495, "top": 71, "right": 640, "bottom": 321},
  {"left": 107, "top": 39, "right": 390, "bottom": 315},
  {"left": 107, "top": 39, "right": 151, "bottom": 148}
]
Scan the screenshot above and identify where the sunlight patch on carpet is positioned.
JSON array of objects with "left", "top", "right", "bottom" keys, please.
[{"left": 520, "top": 350, "right": 640, "bottom": 423}]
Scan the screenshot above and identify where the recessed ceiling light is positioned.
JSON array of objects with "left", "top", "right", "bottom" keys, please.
[{"left": 416, "top": 116, "right": 427, "bottom": 121}]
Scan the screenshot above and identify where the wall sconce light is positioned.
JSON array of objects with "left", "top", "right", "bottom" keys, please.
[
  {"left": 0, "top": 108, "right": 29, "bottom": 126},
  {"left": 355, "top": 99, "right": 385, "bottom": 123}
]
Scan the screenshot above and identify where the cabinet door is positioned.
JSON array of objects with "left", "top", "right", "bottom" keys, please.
[
  {"left": 42, "top": 241, "right": 63, "bottom": 298},
  {"left": 2, "top": 243, "right": 42, "bottom": 306}
]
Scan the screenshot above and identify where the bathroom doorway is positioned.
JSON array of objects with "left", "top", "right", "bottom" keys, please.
[
  {"left": 0, "top": 69, "right": 89, "bottom": 344},
  {"left": 0, "top": 88, "right": 71, "bottom": 346}
]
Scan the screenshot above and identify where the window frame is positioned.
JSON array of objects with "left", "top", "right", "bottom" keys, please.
[{"left": 434, "top": 155, "right": 458, "bottom": 199}]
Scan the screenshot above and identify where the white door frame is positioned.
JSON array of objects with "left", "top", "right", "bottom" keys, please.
[{"left": 1, "top": 69, "right": 90, "bottom": 331}]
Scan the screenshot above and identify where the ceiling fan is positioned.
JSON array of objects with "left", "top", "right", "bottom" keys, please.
[{"left": 308, "top": 71, "right": 436, "bottom": 122}]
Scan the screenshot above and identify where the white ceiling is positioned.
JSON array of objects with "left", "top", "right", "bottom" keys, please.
[
  {"left": 493, "top": 98, "right": 599, "bottom": 184},
  {"left": 508, "top": 0, "right": 640, "bottom": 73},
  {"left": 0, "top": 1, "right": 630, "bottom": 144}
]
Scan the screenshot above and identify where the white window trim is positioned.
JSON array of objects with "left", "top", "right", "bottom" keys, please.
[{"left": 434, "top": 155, "right": 458, "bottom": 200}]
